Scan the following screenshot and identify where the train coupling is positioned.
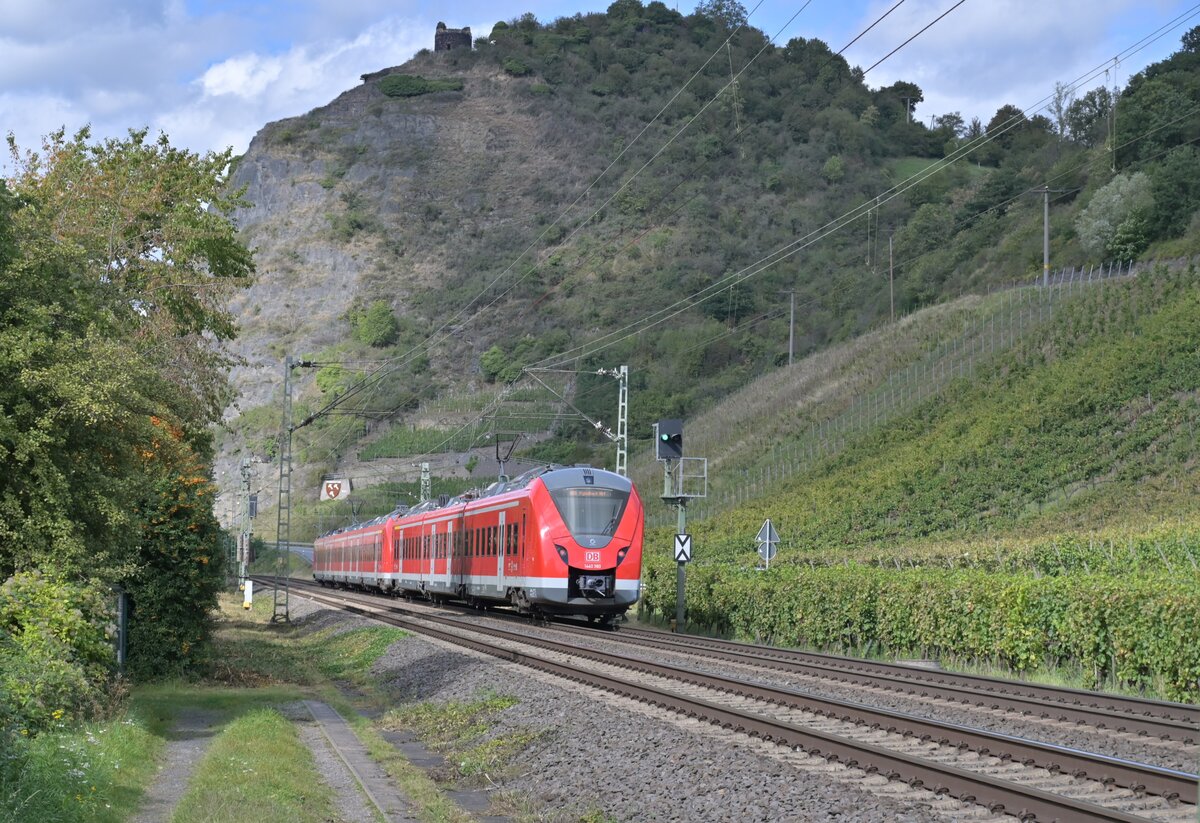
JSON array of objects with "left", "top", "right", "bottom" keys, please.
[{"left": 577, "top": 574, "right": 612, "bottom": 598}]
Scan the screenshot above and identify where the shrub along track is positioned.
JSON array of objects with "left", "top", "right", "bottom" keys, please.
[{"left": 263, "top": 579, "right": 1198, "bottom": 823}]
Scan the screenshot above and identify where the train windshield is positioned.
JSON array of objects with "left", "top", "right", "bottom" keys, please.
[{"left": 549, "top": 487, "right": 629, "bottom": 537}]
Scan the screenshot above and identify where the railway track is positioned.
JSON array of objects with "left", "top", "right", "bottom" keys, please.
[
  {"left": 262, "top": 579, "right": 1199, "bottom": 823},
  {"left": 564, "top": 624, "right": 1200, "bottom": 745}
]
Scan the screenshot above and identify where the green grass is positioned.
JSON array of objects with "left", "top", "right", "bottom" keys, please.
[
  {"left": 0, "top": 714, "right": 160, "bottom": 823},
  {"left": 358, "top": 426, "right": 478, "bottom": 460},
  {"left": 381, "top": 692, "right": 543, "bottom": 785},
  {"left": 378, "top": 74, "right": 464, "bottom": 97},
  {"left": 205, "top": 594, "right": 475, "bottom": 822},
  {"left": 206, "top": 595, "right": 407, "bottom": 689},
  {"left": 170, "top": 708, "right": 335, "bottom": 823}
]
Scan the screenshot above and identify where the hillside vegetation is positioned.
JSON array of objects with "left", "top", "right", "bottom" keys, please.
[
  {"left": 226, "top": 7, "right": 1200, "bottom": 509},
  {"left": 642, "top": 263, "right": 1200, "bottom": 700},
  {"left": 223, "top": 5, "right": 1200, "bottom": 696}
]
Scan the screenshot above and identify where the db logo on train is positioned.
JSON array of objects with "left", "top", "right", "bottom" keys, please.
[{"left": 585, "top": 551, "right": 601, "bottom": 564}]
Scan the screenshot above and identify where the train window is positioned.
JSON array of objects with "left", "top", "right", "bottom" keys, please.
[{"left": 549, "top": 487, "right": 629, "bottom": 538}]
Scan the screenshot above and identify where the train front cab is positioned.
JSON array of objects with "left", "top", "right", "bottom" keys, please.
[{"left": 527, "top": 468, "right": 643, "bottom": 619}]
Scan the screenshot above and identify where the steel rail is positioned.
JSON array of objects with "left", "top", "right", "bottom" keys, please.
[
  {"left": 615, "top": 627, "right": 1200, "bottom": 730},
  {"left": 557, "top": 624, "right": 1199, "bottom": 743},
  {"left": 275, "top": 580, "right": 1198, "bottom": 817}
]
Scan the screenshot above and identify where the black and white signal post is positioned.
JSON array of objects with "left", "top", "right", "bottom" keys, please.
[{"left": 656, "top": 419, "right": 706, "bottom": 631}]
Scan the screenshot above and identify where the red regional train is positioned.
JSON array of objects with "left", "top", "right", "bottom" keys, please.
[{"left": 312, "top": 465, "right": 644, "bottom": 623}]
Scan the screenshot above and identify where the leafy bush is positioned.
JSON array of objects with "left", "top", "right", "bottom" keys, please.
[
  {"left": 377, "top": 74, "right": 464, "bottom": 97},
  {"left": 644, "top": 561, "right": 1200, "bottom": 699},
  {"left": 124, "top": 426, "right": 226, "bottom": 680},
  {"left": 0, "top": 572, "right": 114, "bottom": 736},
  {"left": 502, "top": 58, "right": 531, "bottom": 77},
  {"left": 353, "top": 301, "right": 400, "bottom": 347},
  {"left": 1075, "top": 172, "right": 1154, "bottom": 258}
]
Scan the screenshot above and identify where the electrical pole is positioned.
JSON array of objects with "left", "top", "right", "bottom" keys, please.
[
  {"left": 788, "top": 291, "right": 795, "bottom": 366},
  {"left": 419, "top": 462, "right": 431, "bottom": 503},
  {"left": 889, "top": 232, "right": 895, "bottom": 323},
  {"left": 239, "top": 458, "right": 251, "bottom": 588},
  {"left": 1043, "top": 188, "right": 1049, "bottom": 288},
  {"left": 597, "top": 366, "right": 629, "bottom": 476},
  {"left": 271, "top": 355, "right": 314, "bottom": 624},
  {"left": 778, "top": 291, "right": 796, "bottom": 366},
  {"left": 1031, "top": 187, "right": 1067, "bottom": 288},
  {"left": 615, "top": 365, "right": 628, "bottom": 476}
]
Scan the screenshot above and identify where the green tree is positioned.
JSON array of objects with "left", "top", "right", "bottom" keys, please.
[
  {"left": 354, "top": 300, "right": 400, "bottom": 347},
  {"left": 1075, "top": 172, "right": 1154, "bottom": 258},
  {"left": 1, "top": 127, "right": 252, "bottom": 679},
  {"left": 695, "top": 0, "right": 747, "bottom": 29},
  {"left": 480, "top": 345, "right": 509, "bottom": 382},
  {"left": 1065, "top": 87, "right": 1112, "bottom": 147},
  {"left": 820, "top": 154, "right": 845, "bottom": 183},
  {"left": 1147, "top": 146, "right": 1200, "bottom": 239},
  {"left": 1181, "top": 24, "right": 1200, "bottom": 53}
]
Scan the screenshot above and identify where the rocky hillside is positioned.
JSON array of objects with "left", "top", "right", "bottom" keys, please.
[
  {"left": 218, "top": 5, "right": 1200, "bottom": 531},
  {"left": 225, "top": 62, "right": 569, "bottom": 412}
]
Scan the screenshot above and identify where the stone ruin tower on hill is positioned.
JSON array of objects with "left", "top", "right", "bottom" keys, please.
[{"left": 435, "top": 22, "right": 471, "bottom": 51}]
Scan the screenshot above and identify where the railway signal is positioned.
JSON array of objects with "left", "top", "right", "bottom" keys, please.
[
  {"left": 656, "top": 419, "right": 706, "bottom": 632},
  {"left": 655, "top": 419, "right": 683, "bottom": 460}
]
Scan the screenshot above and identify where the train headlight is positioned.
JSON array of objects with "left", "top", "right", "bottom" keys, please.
[
  {"left": 615, "top": 546, "right": 630, "bottom": 566},
  {"left": 554, "top": 544, "right": 569, "bottom": 565}
]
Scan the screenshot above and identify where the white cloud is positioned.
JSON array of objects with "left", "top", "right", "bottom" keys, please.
[
  {"left": 201, "top": 55, "right": 286, "bottom": 100},
  {"left": 1, "top": 0, "right": 1193, "bottom": 169},
  {"left": 164, "top": 17, "right": 430, "bottom": 154},
  {"left": 846, "top": 0, "right": 1184, "bottom": 123}
]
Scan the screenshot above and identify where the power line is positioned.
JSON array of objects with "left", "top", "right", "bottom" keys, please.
[{"left": 525, "top": 8, "right": 1198, "bottom": 370}]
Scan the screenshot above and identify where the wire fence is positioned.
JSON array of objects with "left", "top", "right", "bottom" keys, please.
[{"left": 644, "top": 258, "right": 1156, "bottom": 529}]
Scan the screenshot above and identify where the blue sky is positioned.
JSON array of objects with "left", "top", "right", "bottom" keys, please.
[{"left": 1, "top": 0, "right": 1196, "bottom": 161}]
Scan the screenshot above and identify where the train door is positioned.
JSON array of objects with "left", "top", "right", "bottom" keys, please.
[
  {"left": 496, "top": 511, "right": 506, "bottom": 593},
  {"left": 398, "top": 532, "right": 408, "bottom": 590},
  {"left": 428, "top": 522, "right": 437, "bottom": 589},
  {"left": 452, "top": 513, "right": 465, "bottom": 592}
]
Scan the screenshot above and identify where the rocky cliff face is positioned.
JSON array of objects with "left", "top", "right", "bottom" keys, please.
[
  {"left": 223, "top": 58, "right": 561, "bottom": 417},
  {"left": 215, "top": 54, "right": 583, "bottom": 518}
]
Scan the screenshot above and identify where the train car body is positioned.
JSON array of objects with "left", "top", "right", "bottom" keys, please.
[{"left": 312, "top": 466, "right": 644, "bottom": 620}]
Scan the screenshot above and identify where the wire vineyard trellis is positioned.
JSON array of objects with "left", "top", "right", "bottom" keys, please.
[{"left": 642, "top": 258, "right": 1159, "bottom": 530}]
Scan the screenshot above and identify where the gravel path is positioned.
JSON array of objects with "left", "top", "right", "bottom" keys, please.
[{"left": 129, "top": 708, "right": 223, "bottom": 823}]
